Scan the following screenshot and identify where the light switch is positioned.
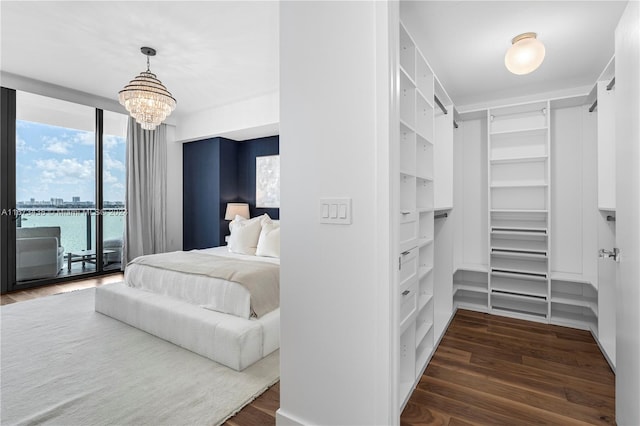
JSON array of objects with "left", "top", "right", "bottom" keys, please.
[
  {"left": 319, "top": 198, "right": 352, "bottom": 224},
  {"left": 339, "top": 204, "right": 347, "bottom": 219}
]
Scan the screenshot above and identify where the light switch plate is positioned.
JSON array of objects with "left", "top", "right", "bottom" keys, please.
[{"left": 320, "top": 198, "right": 352, "bottom": 224}]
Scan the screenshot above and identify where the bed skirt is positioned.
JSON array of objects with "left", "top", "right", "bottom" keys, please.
[{"left": 95, "top": 282, "right": 279, "bottom": 371}]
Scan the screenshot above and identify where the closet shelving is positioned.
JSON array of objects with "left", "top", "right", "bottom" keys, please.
[
  {"left": 453, "top": 268, "right": 489, "bottom": 312},
  {"left": 397, "top": 22, "right": 436, "bottom": 408},
  {"left": 487, "top": 101, "right": 551, "bottom": 321}
]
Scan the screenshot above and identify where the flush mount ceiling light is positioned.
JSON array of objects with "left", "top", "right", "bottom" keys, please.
[
  {"left": 504, "top": 32, "right": 546, "bottom": 75},
  {"left": 118, "top": 47, "right": 176, "bottom": 130}
]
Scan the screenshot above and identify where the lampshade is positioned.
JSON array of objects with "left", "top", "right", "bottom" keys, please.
[
  {"left": 504, "top": 32, "right": 545, "bottom": 75},
  {"left": 225, "top": 203, "right": 250, "bottom": 220},
  {"left": 118, "top": 47, "right": 176, "bottom": 130}
]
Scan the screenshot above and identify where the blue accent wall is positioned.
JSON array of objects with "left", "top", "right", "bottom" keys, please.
[{"left": 183, "top": 135, "right": 279, "bottom": 250}]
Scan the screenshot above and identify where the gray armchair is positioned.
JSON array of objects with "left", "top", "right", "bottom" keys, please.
[{"left": 16, "top": 226, "right": 64, "bottom": 281}]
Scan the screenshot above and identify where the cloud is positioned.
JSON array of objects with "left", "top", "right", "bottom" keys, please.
[
  {"left": 35, "top": 158, "right": 94, "bottom": 184},
  {"left": 74, "top": 131, "right": 95, "bottom": 146},
  {"left": 104, "top": 152, "right": 125, "bottom": 171},
  {"left": 104, "top": 135, "right": 125, "bottom": 151},
  {"left": 16, "top": 135, "right": 34, "bottom": 153},
  {"left": 43, "top": 137, "right": 72, "bottom": 154},
  {"left": 104, "top": 170, "right": 117, "bottom": 184}
]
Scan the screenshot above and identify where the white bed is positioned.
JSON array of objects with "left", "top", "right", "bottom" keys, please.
[
  {"left": 124, "top": 246, "right": 279, "bottom": 319},
  {"left": 95, "top": 243, "right": 280, "bottom": 371}
]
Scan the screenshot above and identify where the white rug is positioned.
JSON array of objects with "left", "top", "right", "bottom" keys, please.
[{"left": 0, "top": 288, "right": 279, "bottom": 426}]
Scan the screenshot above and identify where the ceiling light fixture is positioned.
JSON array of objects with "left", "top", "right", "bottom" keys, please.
[
  {"left": 118, "top": 47, "right": 176, "bottom": 130},
  {"left": 504, "top": 32, "right": 545, "bottom": 75}
]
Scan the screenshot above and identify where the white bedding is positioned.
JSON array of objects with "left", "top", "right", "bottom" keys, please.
[{"left": 124, "top": 246, "right": 279, "bottom": 319}]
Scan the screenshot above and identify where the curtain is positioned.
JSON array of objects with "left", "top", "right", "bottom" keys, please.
[{"left": 123, "top": 118, "right": 167, "bottom": 264}]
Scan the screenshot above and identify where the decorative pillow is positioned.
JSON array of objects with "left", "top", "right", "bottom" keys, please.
[
  {"left": 228, "top": 215, "right": 266, "bottom": 255},
  {"left": 256, "top": 221, "right": 280, "bottom": 258}
]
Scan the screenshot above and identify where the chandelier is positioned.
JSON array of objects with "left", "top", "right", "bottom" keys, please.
[{"left": 118, "top": 47, "right": 176, "bottom": 130}]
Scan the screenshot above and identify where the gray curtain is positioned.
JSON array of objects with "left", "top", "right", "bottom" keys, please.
[{"left": 123, "top": 118, "right": 167, "bottom": 264}]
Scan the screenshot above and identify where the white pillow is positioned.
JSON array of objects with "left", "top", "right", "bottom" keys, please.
[
  {"left": 228, "top": 215, "right": 265, "bottom": 255},
  {"left": 256, "top": 221, "right": 280, "bottom": 258}
]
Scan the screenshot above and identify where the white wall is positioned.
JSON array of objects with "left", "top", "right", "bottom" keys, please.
[
  {"left": 460, "top": 117, "right": 488, "bottom": 269},
  {"left": 175, "top": 92, "right": 279, "bottom": 143},
  {"left": 549, "top": 105, "right": 597, "bottom": 281},
  {"left": 614, "top": 1, "right": 640, "bottom": 423},
  {"left": 164, "top": 125, "right": 182, "bottom": 251},
  {"left": 278, "top": 1, "right": 393, "bottom": 424}
]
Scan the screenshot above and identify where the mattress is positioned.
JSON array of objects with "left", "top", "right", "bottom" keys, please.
[{"left": 124, "top": 246, "right": 279, "bottom": 319}]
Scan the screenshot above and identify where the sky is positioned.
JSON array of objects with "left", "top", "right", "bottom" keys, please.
[{"left": 16, "top": 120, "right": 126, "bottom": 203}]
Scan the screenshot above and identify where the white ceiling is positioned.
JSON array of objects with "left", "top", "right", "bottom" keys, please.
[
  {"left": 0, "top": 1, "right": 279, "bottom": 120},
  {"left": 401, "top": 1, "right": 628, "bottom": 109},
  {"left": 0, "top": 1, "right": 629, "bottom": 119}
]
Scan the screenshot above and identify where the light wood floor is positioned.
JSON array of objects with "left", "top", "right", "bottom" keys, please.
[{"left": 3, "top": 279, "right": 614, "bottom": 425}]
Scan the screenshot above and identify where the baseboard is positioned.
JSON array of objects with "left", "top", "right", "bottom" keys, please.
[{"left": 275, "top": 408, "right": 306, "bottom": 426}]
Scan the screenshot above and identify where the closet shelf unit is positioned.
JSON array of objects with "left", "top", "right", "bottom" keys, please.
[
  {"left": 488, "top": 101, "right": 551, "bottom": 321},
  {"left": 397, "top": 21, "right": 436, "bottom": 409}
]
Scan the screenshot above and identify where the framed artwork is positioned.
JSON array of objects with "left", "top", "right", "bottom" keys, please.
[{"left": 256, "top": 155, "right": 280, "bottom": 208}]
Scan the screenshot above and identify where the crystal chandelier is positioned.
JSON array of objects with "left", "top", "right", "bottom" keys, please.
[{"left": 118, "top": 47, "right": 176, "bottom": 130}]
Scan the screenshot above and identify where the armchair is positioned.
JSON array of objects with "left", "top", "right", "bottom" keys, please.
[{"left": 16, "top": 226, "right": 65, "bottom": 281}]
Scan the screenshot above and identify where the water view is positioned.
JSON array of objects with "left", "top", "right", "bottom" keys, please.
[{"left": 19, "top": 211, "right": 125, "bottom": 254}]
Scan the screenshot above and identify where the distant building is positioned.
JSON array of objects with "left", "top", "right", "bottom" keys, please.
[{"left": 72, "top": 196, "right": 80, "bottom": 203}]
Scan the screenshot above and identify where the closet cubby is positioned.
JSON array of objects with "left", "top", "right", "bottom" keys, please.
[
  {"left": 415, "top": 55, "right": 433, "bottom": 103},
  {"left": 489, "top": 129, "right": 548, "bottom": 160},
  {"left": 416, "top": 178, "right": 434, "bottom": 211},
  {"left": 491, "top": 160, "right": 547, "bottom": 186},
  {"left": 491, "top": 293, "right": 548, "bottom": 319},
  {"left": 415, "top": 95, "right": 434, "bottom": 140},
  {"left": 550, "top": 279, "right": 598, "bottom": 331},
  {"left": 453, "top": 269, "right": 489, "bottom": 311},
  {"left": 415, "top": 135, "right": 433, "bottom": 180},
  {"left": 491, "top": 186, "right": 547, "bottom": 210},
  {"left": 400, "top": 124, "right": 417, "bottom": 176},
  {"left": 400, "top": 174, "right": 416, "bottom": 213},
  {"left": 400, "top": 72, "right": 416, "bottom": 129},
  {"left": 399, "top": 25, "right": 415, "bottom": 81},
  {"left": 489, "top": 101, "right": 548, "bottom": 133}
]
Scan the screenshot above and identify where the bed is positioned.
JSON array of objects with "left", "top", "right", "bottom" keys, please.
[{"left": 95, "top": 214, "right": 281, "bottom": 371}]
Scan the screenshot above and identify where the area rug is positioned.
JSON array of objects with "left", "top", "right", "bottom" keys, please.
[{"left": 0, "top": 288, "right": 279, "bottom": 426}]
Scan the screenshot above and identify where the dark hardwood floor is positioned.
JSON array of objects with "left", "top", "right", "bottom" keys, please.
[
  {"left": 401, "top": 309, "right": 615, "bottom": 425},
  {"left": 3, "top": 280, "right": 614, "bottom": 425}
]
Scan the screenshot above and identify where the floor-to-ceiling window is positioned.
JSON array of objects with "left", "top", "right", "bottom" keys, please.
[{"left": 4, "top": 89, "right": 127, "bottom": 290}]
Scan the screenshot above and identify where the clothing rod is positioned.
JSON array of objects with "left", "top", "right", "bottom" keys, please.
[
  {"left": 607, "top": 77, "right": 616, "bottom": 91},
  {"left": 434, "top": 212, "right": 448, "bottom": 219},
  {"left": 589, "top": 99, "right": 598, "bottom": 113},
  {"left": 453, "top": 120, "right": 459, "bottom": 129},
  {"left": 434, "top": 95, "right": 448, "bottom": 115},
  {"left": 607, "top": 215, "right": 616, "bottom": 222}
]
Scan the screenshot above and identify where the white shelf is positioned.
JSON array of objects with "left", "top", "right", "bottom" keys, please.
[
  {"left": 550, "top": 272, "right": 594, "bottom": 286},
  {"left": 490, "top": 182, "right": 548, "bottom": 188},
  {"left": 418, "top": 266, "right": 433, "bottom": 280},
  {"left": 417, "top": 237, "right": 434, "bottom": 248},
  {"left": 491, "top": 270, "right": 548, "bottom": 282},
  {"left": 415, "top": 319, "right": 433, "bottom": 348},
  {"left": 490, "top": 155, "right": 548, "bottom": 164},
  {"left": 399, "top": 65, "right": 416, "bottom": 87},
  {"left": 491, "top": 282, "right": 548, "bottom": 299},
  {"left": 491, "top": 249, "right": 547, "bottom": 260},
  {"left": 490, "top": 126, "right": 548, "bottom": 136},
  {"left": 491, "top": 209, "right": 548, "bottom": 214},
  {"left": 418, "top": 293, "right": 433, "bottom": 311},
  {"left": 454, "top": 281, "right": 488, "bottom": 294},
  {"left": 550, "top": 291, "right": 597, "bottom": 313},
  {"left": 455, "top": 264, "right": 489, "bottom": 273}
]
